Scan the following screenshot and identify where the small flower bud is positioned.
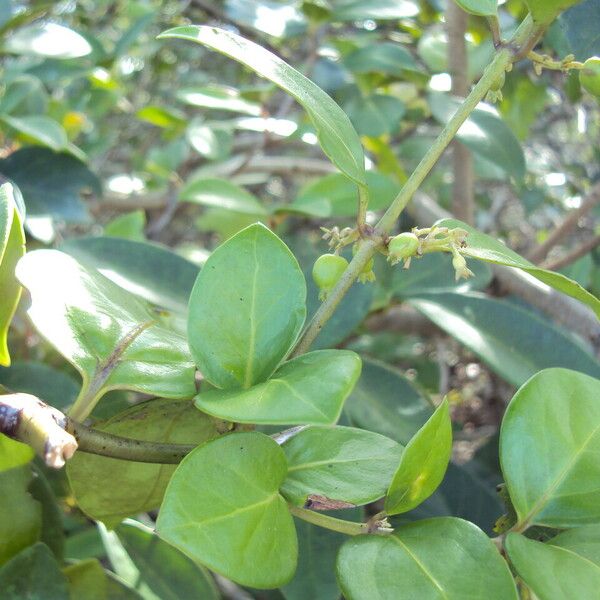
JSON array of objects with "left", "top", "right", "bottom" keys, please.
[
  {"left": 387, "top": 232, "right": 419, "bottom": 265},
  {"left": 452, "top": 251, "right": 474, "bottom": 281}
]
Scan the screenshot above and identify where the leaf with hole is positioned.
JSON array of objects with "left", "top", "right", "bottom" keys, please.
[
  {"left": 16, "top": 250, "right": 196, "bottom": 419},
  {"left": 436, "top": 218, "right": 600, "bottom": 319},
  {"left": 187, "top": 223, "right": 306, "bottom": 389},
  {"left": 195, "top": 350, "right": 361, "bottom": 425},
  {"left": 67, "top": 399, "right": 219, "bottom": 526},
  {"left": 336, "top": 517, "right": 517, "bottom": 600},
  {"left": 158, "top": 26, "right": 366, "bottom": 185},
  {"left": 500, "top": 368, "right": 600, "bottom": 528},
  {"left": 385, "top": 399, "right": 452, "bottom": 515},
  {"left": 280, "top": 425, "right": 402, "bottom": 507},
  {"left": 157, "top": 432, "right": 297, "bottom": 589},
  {"left": 505, "top": 533, "right": 600, "bottom": 600}
]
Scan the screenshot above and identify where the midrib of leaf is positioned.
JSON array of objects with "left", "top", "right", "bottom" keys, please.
[
  {"left": 547, "top": 544, "right": 600, "bottom": 575},
  {"left": 287, "top": 452, "right": 396, "bottom": 473},
  {"left": 244, "top": 232, "right": 259, "bottom": 389},
  {"left": 517, "top": 421, "right": 600, "bottom": 528},
  {"left": 277, "top": 378, "right": 331, "bottom": 420},
  {"left": 389, "top": 536, "right": 449, "bottom": 599}
]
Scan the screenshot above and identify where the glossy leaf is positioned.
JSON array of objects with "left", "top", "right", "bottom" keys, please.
[
  {"left": 505, "top": 533, "right": 600, "bottom": 600},
  {"left": 346, "top": 94, "right": 405, "bottom": 138},
  {"left": 280, "top": 425, "right": 402, "bottom": 507},
  {"left": 0, "top": 466, "right": 41, "bottom": 565},
  {"left": 4, "top": 22, "right": 92, "bottom": 58},
  {"left": 179, "top": 177, "right": 267, "bottom": 215},
  {"left": 176, "top": 84, "right": 261, "bottom": 115},
  {"left": 67, "top": 399, "right": 219, "bottom": 525},
  {"left": 344, "top": 358, "right": 433, "bottom": 445},
  {"left": 437, "top": 218, "right": 600, "bottom": 318},
  {"left": 453, "top": 0, "right": 497, "bottom": 16},
  {"left": 110, "top": 520, "right": 220, "bottom": 600},
  {"left": 408, "top": 292, "right": 600, "bottom": 387},
  {"left": 157, "top": 432, "right": 297, "bottom": 589},
  {"left": 159, "top": 26, "right": 366, "bottom": 185},
  {"left": 0, "top": 184, "right": 25, "bottom": 366},
  {"left": 343, "top": 43, "right": 418, "bottom": 75},
  {"left": 429, "top": 94, "right": 525, "bottom": 180},
  {"left": 524, "top": 0, "right": 582, "bottom": 24},
  {"left": 196, "top": 350, "right": 361, "bottom": 425},
  {"left": 501, "top": 368, "right": 600, "bottom": 528},
  {"left": 337, "top": 518, "right": 518, "bottom": 600},
  {"left": 187, "top": 223, "right": 306, "bottom": 389},
  {"left": 17, "top": 250, "right": 196, "bottom": 418},
  {"left": 385, "top": 399, "right": 452, "bottom": 515},
  {"left": 331, "top": 0, "right": 419, "bottom": 20},
  {"left": 0, "top": 543, "right": 69, "bottom": 600},
  {"left": 61, "top": 237, "right": 199, "bottom": 315},
  {"left": 0, "top": 114, "right": 69, "bottom": 152}
]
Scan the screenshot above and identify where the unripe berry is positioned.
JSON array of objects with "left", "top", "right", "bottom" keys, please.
[
  {"left": 580, "top": 57, "right": 600, "bottom": 98},
  {"left": 388, "top": 232, "right": 419, "bottom": 264},
  {"left": 312, "top": 253, "right": 348, "bottom": 298}
]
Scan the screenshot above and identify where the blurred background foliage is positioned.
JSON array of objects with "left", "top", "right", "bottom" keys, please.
[{"left": 2, "top": 0, "right": 600, "bottom": 598}]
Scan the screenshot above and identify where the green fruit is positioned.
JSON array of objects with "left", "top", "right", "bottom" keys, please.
[
  {"left": 580, "top": 57, "right": 600, "bottom": 98},
  {"left": 312, "top": 254, "right": 348, "bottom": 292},
  {"left": 388, "top": 232, "right": 419, "bottom": 262},
  {"left": 524, "top": 0, "right": 582, "bottom": 25}
]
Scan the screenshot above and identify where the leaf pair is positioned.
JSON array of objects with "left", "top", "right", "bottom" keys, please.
[{"left": 188, "top": 223, "right": 362, "bottom": 425}]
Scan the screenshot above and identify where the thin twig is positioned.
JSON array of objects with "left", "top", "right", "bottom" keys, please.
[{"left": 542, "top": 235, "right": 600, "bottom": 271}]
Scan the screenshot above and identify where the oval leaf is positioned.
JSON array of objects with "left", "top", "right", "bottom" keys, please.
[
  {"left": 158, "top": 26, "right": 366, "bottom": 185},
  {"left": 385, "top": 398, "right": 452, "bottom": 515},
  {"left": 195, "top": 350, "right": 361, "bottom": 425},
  {"left": 500, "top": 368, "right": 600, "bottom": 528},
  {"left": 436, "top": 218, "right": 600, "bottom": 319},
  {"left": 337, "top": 517, "right": 518, "bottom": 600},
  {"left": 505, "top": 533, "right": 600, "bottom": 600},
  {"left": 524, "top": 0, "right": 582, "bottom": 25},
  {"left": 407, "top": 292, "right": 600, "bottom": 387},
  {"left": 0, "top": 184, "right": 25, "bottom": 366},
  {"left": 550, "top": 525, "right": 600, "bottom": 565},
  {"left": 280, "top": 425, "right": 403, "bottom": 507},
  {"left": 453, "top": 0, "right": 497, "bottom": 16},
  {"left": 187, "top": 223, "right": 306, "bottom": 389},
  {"left": 17, "top": 250, "right": 196, "bottom": 418},
  {"left": 157, "top": 432, "right": 298, "bottom": 589},
  {"left": 67, "top": 399, "right": 220, "bottom": 526}
]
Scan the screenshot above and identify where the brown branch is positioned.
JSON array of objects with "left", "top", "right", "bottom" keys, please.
[
  {"left": 447, "top": 1, "right": 474, "bottom": 224},
  {"left": 542, "top": 235, "right": 600, "bottom": 271},
  {"left": 527, "top": 182, "right": 600, "bottom": 264}
]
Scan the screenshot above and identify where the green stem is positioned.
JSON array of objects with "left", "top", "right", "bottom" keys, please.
[
  {"left": 357, "top": 185, "right": 369, "bottom": 228},
  {"left": 288, "top": 505, "right": 369, "bottom": 535},
  {"left": 291, "top": 18, "right": 536, "bottom": 356}
]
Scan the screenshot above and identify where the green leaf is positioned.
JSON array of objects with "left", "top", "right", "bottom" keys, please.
[
  {"left": 179, "top": 177, "right": 267, "bottom": 215},
  {"left": 500, "top": 368, "right": 600, "bottom": 528},
  {"left": 561, "top": 1, "right": 600, "bottom": 60},
  {"left": 524, "top": 0, "right": 583, "bottom": 25},
  {"left": 346, "top": 94, "right": 405, "bottom": 138},
  {"left": 550, "top": 525, "right": 600, "bottom": 565},
  {"left": 392, "top": 252, "right": 492, "bottom": 297},
  {"left": 505, "top": 533, "right": 600, "bottom": 600},
  {"left": 283, "top": 509, "right": 361, "bottom": 600},
  {"left": 280, "top": 425, "right": 402, "bottom": 507},
  {"left": 0, "top": 435, "right": 34, "bottom": 472},
  {"left": 195, "top": 350, "right": 361, "bottom": 425},
  {"left": 436, "top": 218, "right": 600, "bottom": 320},
  {"left": 331, "top": 0, "right": 419, "bottom": 21},
  {"left": 343, "top": 43, "right": 419, "bottom": 75},
  {"left": 407, "top": 292, "right": 600, "bottom": 387},
  {"left": 104, "top": 211, "right": 146, "bottom": 241},
  {"left": 344, "top": 358, "right": 433, "bottom": 445},
  {"left": 0, "top": 543, "right": 69, "bottom": 600},
  {"left": 4, "top": 22, "right": 92, "bottom": 58},
  {"left": 0, "top": 466, "right": 41, "bottom": 565},
  {"left": 157, "top": 432, "right": 297, "bottom": 589},
  {"left": 110, "top": 520, "right": 220, "bottom": 600},
  {"left": 60, "top": 237, "right": 199, "bottom": 315},
  {"left": 429, "top": 94, "right": 525, "bottom": 180},
  {"left": 176, "top": 84, "right": 262, "bottom": 115},
  {"left": 453, "top": 0, "right": 497, "bottom": 16},
  {"left": 67, "top": 399, "right": 219, "bottom": 525},
  {"left": 158, "top": 26, "right": 366, "bottom": 185},
  {"left": 17, "top": 250, "right": 196, "bottom": 418},
  {"left": 186, "top": 120, "right": 233, "bottom": 161},
  {"left": 0, "top": 114, "right": 69, "bottom": 152},
  {"left": 385, "top": 399, "right": 451, "bottom": 515},
  {"left": 64, "top": 559, "right": 111, "bottom": 600},
  {"left": 0, "top": 148, "right": 101, "bottom": 241},
  {"left": 187, "top": 223, "right": 306, "bottom": 389},
  {"left": 337, "top": 517, "right": 518, "bottom": 600},
  {"left": 136, "top": 105, "right": 186, "bottom": 130},
  {"left": 0, "top": 184, "right": 25, "bottom": 366}
]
